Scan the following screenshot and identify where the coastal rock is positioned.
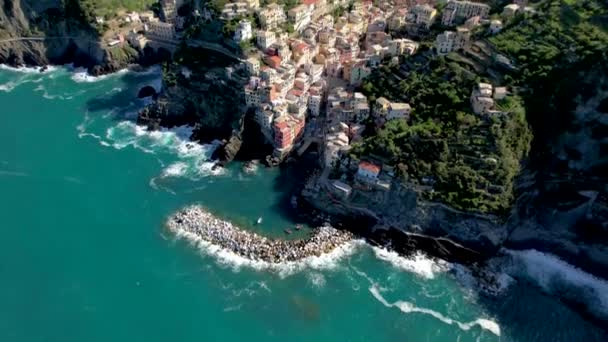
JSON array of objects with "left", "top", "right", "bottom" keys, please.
[
  {"left": 137, "top": 85, "right": 157, "bottom": 99},
  {"left": 212, "top": 132, "right": 242, "bottom": 166}
]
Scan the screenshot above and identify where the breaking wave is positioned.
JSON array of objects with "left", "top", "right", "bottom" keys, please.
[
  {"left": 173, "top": 226, "right": 365, "bottom": 278},
  {"left": 0, "top": 64, "right": 58, "bottom": 74},
  {"left": 369, "top": 284, "right": 501, "bottom": 336},
  {"left": 505, "top": 249, "right": 608, "bottom": 319},
  {"left": 371, "top": 246, "right": 448, "bottom": 279},
  {"left": 105, "top": 121, "right": 222, "bottom": 179},
  {"left": 71, "top": 67, "right": 128, "bottom": 83}
]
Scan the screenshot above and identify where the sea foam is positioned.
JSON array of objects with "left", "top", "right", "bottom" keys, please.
[
  {"left": 0, "top": 64, "right": 58, "bottom": 74},
  {"left": 173, "top": 226, "right": 365, "bottom": 278},
  {"left": 372, "top": 246, "right": 448, "bottom": 279},
  {"left": 70, "top": 67, "right": 128, "bottom": 83},
  {"left": 369, "top": 284, "right": 501, "bottom": 336}
]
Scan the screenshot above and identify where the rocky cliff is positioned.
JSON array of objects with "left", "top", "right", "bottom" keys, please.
[
  {"left": 0, "top": 1, "right": 103, "bottom": 67},
  {"left": 137, "top": 46, "right": 253, "bottom": 163},
  {"left": 0, "top": 0, "right": 163, "bottom": 74},
  {"left": 506, "top": 59, "right": 608, "bottom": 278}
]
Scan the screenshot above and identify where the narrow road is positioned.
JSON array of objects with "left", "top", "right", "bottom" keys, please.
[{"left": 0, "top": 36, "right": 98, "bottom": 44}]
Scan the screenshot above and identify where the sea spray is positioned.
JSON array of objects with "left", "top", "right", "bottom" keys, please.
[
  {"left": 505, "top": 249, "right": 608, "bottom": 319},
  {"left": 372, "top": 246, "right": 448, "bottom": 279}
]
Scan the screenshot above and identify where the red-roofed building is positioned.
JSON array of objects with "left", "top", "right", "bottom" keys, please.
[
  {"left": 357, "top": 161, "right": 381, "bottom": 181},
  {"left": 264, "top": 55, "right": 282, "bottom": 69},
  {"left": 274, "top": 119, "right": 293, "bottom": 149}
]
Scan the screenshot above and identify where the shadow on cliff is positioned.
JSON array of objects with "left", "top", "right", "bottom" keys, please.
[
  {"left": 83, "top": 66, "right": 163, "bottom": 119},
  {"left": 268, "top": 146, "right": 325, "bottom": 226},
  {"left": 0, "top": 1, "right": 105, "bottom": 68}
]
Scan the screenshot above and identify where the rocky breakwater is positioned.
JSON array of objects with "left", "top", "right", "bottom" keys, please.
[{"left": 166, "top": 206, "right": 354, "bottom": 263}]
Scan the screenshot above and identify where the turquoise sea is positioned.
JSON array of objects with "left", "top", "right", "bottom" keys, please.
[{"left": 1, "top": 66, "right": 606, "bottom": 341}]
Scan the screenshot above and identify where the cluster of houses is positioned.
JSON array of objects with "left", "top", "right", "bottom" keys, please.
[
  {"left": 101, "top": 0, "right": 189, "bottom": 53},
  {"left": 434, "top": 0, "right": 535, "bottom": 56},
  {"left": 470, "top": 82, "right": 509, "bottom": 116},
  {"left": 236, "top": 0, "right": 423, "bottom": 159}
]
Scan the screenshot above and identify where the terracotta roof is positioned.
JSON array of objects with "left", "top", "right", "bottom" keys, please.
[
  {"left": 274, "top": 120, "right": 289, "bottom": 130},
  {"left": 358, "top": 161, "right": 381, "bottom": 174}
]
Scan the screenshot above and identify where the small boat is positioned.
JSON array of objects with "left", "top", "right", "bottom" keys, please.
[
  {"left": 284, "top": 229, "right": 292, "bottom": 235},
  {"left": 256, "top": 217, "right": 263, "bottom": 224},
  {"left": 295, "top": 224, "right": 303, "bottom": 231}
]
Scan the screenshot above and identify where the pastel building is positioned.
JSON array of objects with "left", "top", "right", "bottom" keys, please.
[
  {"left": 357, "top": 161, "right": 381, "bottom": 181},
  {"left": 442, "top": 0, "right": 491, "bottom": 26},
  {"left": 258, "top": 3, "right": 286, "bottom": 30},
  {"left": 234, "top": 20, "right": 253, "bottom": 42}
]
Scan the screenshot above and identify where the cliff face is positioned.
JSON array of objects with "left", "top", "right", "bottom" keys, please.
[
  {"left": 137, "top": 47, "right": 251, "bottom": 162},
  {"left": 506, "top": 61, "right": 608, "bottom": 277},
  {"left": 0, "top": 0, "right": 108, "bottom": 67}
]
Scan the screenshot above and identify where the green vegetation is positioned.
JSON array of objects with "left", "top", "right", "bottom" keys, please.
[
  {"left": 65, "top": 0, "right": 156, "bottom": 20},
  {"left": 353, "top": 0, "right": 608, "bottom": 215},
  {"left": 355, "top": 58, "right": 532, "bottom": 214},
  {"left": 489, "top": 0, "right": 608, "bottom": 134},
  {"left": 108, "top": 45, "right": 140, "bottom": 63}
]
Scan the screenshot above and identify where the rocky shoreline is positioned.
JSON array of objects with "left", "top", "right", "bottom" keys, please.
[{"left": 166, "top": 206, "right": 354, "bottom": 263}]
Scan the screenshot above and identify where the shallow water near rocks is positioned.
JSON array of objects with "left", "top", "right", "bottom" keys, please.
[{"left": 0, "top": 66, "right": 606, "bottom": 341}]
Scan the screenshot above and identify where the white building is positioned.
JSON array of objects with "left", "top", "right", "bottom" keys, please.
[
  {"left": 435, "top": 27, "right": 470, "bottom": 55},
  {"left": 442, "top": 0, "right": 491, "bottom": 26},
  {"left": 160, "top": 0, "right": 182, "bottom": 23},
  {"left": 489, "top": 20, "right": 503, "bottom": 34},
  {"left": 234, "top": 20, "right": 253, "bottom": 42},
  {"left": 471, "top": 82, "right": 495, "bottom": 114},
  {"left": 256, "top": 30, "right": 276, "bottom": 50},
  {"left": 388, "top": 39, "right": 419, "bottom": 57},
  {"left": 288, "top": 4, "right": 313, "bottom": 33},
  {"left": 357, "top": 161, "right": 381, "bottom": 181},
  {"left": 146, "top": 21, "right": 176, "bottom": 41},
  {"left": 503, "top": 4, "right": 520, "bottom": 17},
  {"left": 409, "top": 4, "right": 437, "bottom": 29},
  {"left": 387, "top": 103, "right": 412, "bottom": 120},
  {"left": 245, "top": 57, "right": 260, "bottom": 76},
  {"left": 258, "top": 3, "right": 286, "bottom": 30},
  {"left": 221, "top": 2, "right": 249, "bottom": 20},
  {"left": 309, "top": 94, "right": 322, "bottom": 116}
]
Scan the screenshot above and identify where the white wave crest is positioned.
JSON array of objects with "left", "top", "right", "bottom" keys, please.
[
  {"left": 0, "top": 82, "right": 15, "bottom": 92},
  {"left": 369, "top": 284, "right": 501, "bottom": 336},
  {"left": 162, "top": 162, "right": 189, "bottom": 177},
  {"left": 173, "top": 226, "right": 364, "bottom": 278},
  {"left": 307, "top": 272, "right": 327, "bottom": 288},
  {"left": 505, "top": 249, "right": 608, "bottom": 318},
  {"left": 71, "top": 67, "right": 128, "bottom": 83},
  {"left": 372, "top": 246, "right": 447, "bottom": 279},
  {"left": 0, "top": 64, "right": 58, "bottom": 74}
]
